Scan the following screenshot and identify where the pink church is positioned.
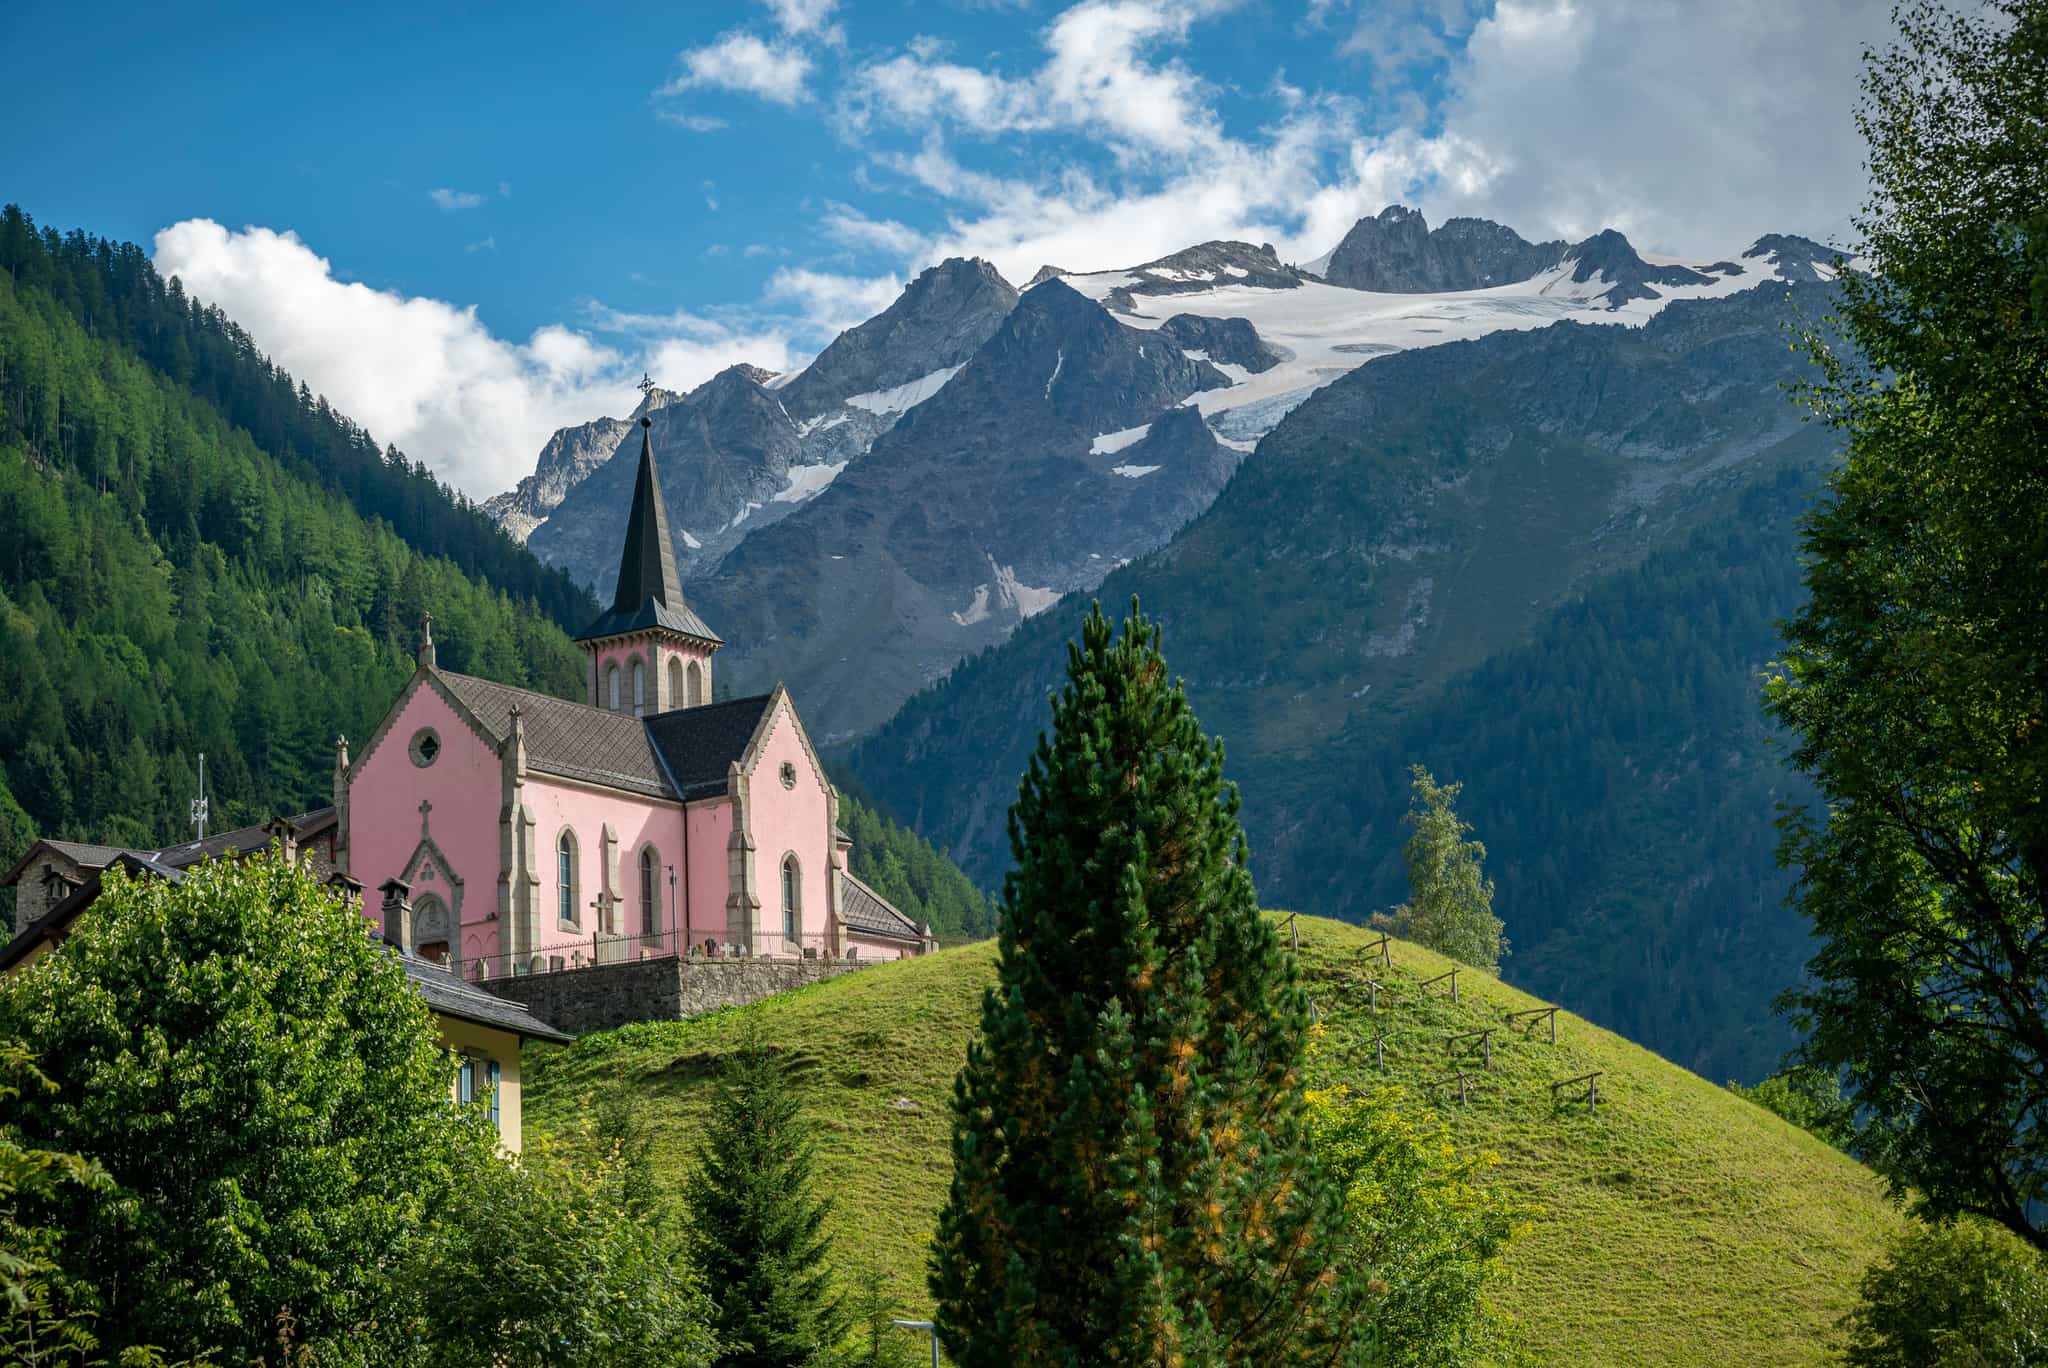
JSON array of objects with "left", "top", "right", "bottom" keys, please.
[{"left": 336, "top": 417, "right": 932, "bottom": 978}]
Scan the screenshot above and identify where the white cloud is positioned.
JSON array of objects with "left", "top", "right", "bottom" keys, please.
[
  {"left": 848, "top": 0, "right": 1227, "bottom": 158},
  {"left": 429, "top": 188, "right": 485, "bottom": 211},
  {"left": 763, "top": 0, "right": 837, "bottom": 36},
  {"left": 1410, "top": 0, "right": 1884, "bottom": 254},
  {"left": 765, "top": 268, "right": 905, "bottom": 336},
  {"left": 152, "top": 220, "right": 810, "bottom": 498},
  {"left": 661, "top": 31, "right": 814, "bottom": 106},
  {"left": 464, "top": 236, "right": 496, "bottom": 253},
  {"left": 658, "top": 110, "right": 730, "bottom": 132},
  {"left": 819, "top": 0, "right": 1878, "bottom": 291}
]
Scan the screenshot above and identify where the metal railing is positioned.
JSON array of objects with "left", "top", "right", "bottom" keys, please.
[{"left": 459, "top": 928, "right": 894, "bottom": 982}]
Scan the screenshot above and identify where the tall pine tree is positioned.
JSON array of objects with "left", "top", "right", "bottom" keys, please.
[
  {"left": 929, "top": 600, "right": 1357, "bottom": 1365},
  {"left": 683, "top": 1042, "right": 847, "bottom": 1368}
]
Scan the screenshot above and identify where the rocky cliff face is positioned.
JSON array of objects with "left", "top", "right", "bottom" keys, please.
[
  {"left": 525, "top": 365, "right": 810, "bottom": 591},
  {"left": 1320, "top": 205, "right": 1566, "bottom": 292},
  {"left": 481, "top": 387, "right": 678, "bottom": 544},
  {"left": 777, "top": 257, "right": 1017, "bottom": 420},
  {"left": 488, "top": 261, "right": 1018, "bottom": 567},
  {"left": 688, "top": 279, "right": 1244, "bottom": 741}
]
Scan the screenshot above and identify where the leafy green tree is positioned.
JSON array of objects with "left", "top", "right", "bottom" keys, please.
[
  {"left": 1301, "top": 1079, "right": 1526, "bottom": 1368},
  {"left": 1376, "top": 767, "right": 1505, "bottom": 972},
  {"left": 0, "top": 853, "right": 494, "bottom": 1363},
  {"left": 408, "top": 1128, "right": 716, "bottom": 1368},
  {"left": 683, "top": 1042, "right": 848, "bottom": 1368},
  {"left": 1728, "top": 1066, "right": 1859, "bottom": 1152},
  {"left": 1841, "top": 1219, "right": 2048, "bottom": 1368},
  {"left": 929, "top": 600, "right": 1356, "bottom": 1365},
  {"left": 1, "top": 1044, "right": 116, "bottom": 1367},
  {"left": 1766, "top": 1, "right": 2048, "bottom": 1247}
]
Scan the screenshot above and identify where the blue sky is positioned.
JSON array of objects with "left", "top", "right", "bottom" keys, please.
[{"left": 1, "top": 0, "right": 1889, "bottom": 495}]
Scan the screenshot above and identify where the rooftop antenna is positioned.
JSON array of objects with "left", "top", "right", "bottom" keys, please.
[{"left": 190, "top": 753, "right": 209, "bottom": 841}]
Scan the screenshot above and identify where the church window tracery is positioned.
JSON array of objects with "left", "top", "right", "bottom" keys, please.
[
  {"left": 557, "top": 829, "right": 579, "bottom": 927},
  {"left": 639, "top": 846, "right": 658, "bottom": 938},
  {"left": 632, "top": 659, "right": 646, "bottom": 716},
  {"left": 782, "top": 854, "right": 801, "bottom": 947}
]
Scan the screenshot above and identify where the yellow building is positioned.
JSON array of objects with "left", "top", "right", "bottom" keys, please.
[{"left": 2, "top": 837, "right": 571, "bottom": 1152}]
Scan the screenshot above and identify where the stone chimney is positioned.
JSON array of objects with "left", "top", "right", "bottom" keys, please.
[
  {"left": 326, "top": 871, "right": 365, "bottom": 912},
  {"left": 379, "top": 878, "right": 413, "bottom": 951},
  {"left": 265, "top": 815, "right": 298, "bottom": 864}
]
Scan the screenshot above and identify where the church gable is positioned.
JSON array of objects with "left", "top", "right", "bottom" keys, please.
[
  {"left": 737, "top": 687, "right": 829, "bottom": 799},
  {"left": 348, "top": 670, "right": 501, "bottom": 785}
]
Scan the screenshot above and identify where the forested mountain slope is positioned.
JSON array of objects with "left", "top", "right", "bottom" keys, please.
[
  {"left": 0, "top": 268, "right": 587, "bottom": 907},
  {"left": 848, "top": 282, "right": 1836, "bottom": 1080},
  {"left": 0, "top": 207, "right": 597, "bottom": 629}
]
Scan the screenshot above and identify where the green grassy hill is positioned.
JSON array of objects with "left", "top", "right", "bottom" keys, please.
[{"left": 523, "top": 916, "right": 1902, "bottom": 1366}]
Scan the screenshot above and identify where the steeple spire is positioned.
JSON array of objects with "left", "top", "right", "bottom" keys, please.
[
  {"left": 573, "top": 412, "right": 722, "bottom": 713},
  {"left": 612, "top": 416, "right": 685, "bottom": 616}
]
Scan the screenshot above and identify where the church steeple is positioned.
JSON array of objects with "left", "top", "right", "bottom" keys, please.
[
  {"left": 575, "top": 415, "right": 722, "bottom": 714},
  {"left": 612, "top": 417, "right": 685, "bottom": 617}
]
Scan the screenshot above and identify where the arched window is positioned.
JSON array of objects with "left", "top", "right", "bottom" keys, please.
[
  {"left": 781, "top": 854, "right": 800, "bottom": 947},
  {"left": 639, "top": 846, "right": 658, "bottom": 937},
  {"left": 667, "top": 657, "right": 685, "bottom": 710},
  {"left": 688, "top": 659, "right": 706, "bottom": 706},
  {"left": 606, "top": 664, "right": 621, "bottom": 712},
  {"left": 632, "top": 659, "right": 646, "bottom": 716},
  {"left": 557, "top": 829, "right": 578, "bottom": 925}
]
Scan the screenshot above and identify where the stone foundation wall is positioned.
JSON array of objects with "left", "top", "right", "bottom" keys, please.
[{"left": 478, "top": 955, "right": 869, "bottom": 1037}]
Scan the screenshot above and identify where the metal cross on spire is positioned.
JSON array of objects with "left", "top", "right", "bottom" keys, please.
[{"left": 638, "top": 371, "right": 656, "bottom": 397}]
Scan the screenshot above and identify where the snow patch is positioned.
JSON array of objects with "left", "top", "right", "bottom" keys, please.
[
  {"left": 1045, "top": 349, "right": 1064, "bottom": 399},
  {"left": 1111, "top": 464, "right": 1162, "bottom": 479},
  {"left": 681, "top": 529, "right": 703, "bottom": 549},
  {"left": 772, "top": 461, "right": 848, "bottom": 504},
  {"left": 1089, "top": 423, "right": 1151, "bottom": 455},
  {"left": 951, "top": 557, "right": 1063, "bottom": 627},
  {"left": 724, "top": 501, "right": 762, "bottom": 532},
  {"left": 844, "top": 365, "right": 963, "bottom": 416}
]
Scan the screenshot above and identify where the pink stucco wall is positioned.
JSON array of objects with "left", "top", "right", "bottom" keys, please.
[
  {"left": 347, "top": 682, "right": 504, "bottom": 961},
  {"left": 521, "top": 775, "right": 687, "bottom": 957},
  {"left": 745, "top": 702, "right": 833, "bottom": 956},
  {"left": 686, "top": 799, "right": 734, "bottom": 950}
]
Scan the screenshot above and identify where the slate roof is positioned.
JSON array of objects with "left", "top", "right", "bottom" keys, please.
[
  {"left": 644, "top": 694, "right": 779, "bottom": 801},
  {"left": 437, "top": 670, "right": 674, "bottom": 798},
  {"left": 397, "top": 952, "right": 573, "bottom": 1044},
  {"left": 153, "top": 807, "right": 337, "bottom": 871},
  {"left": 839, "top": 872, "right": 924, "bottom": 943},
  {"left": 3, "top": 810, "right": 337, "bottom": 889},
  {"left": 577, "top": 598, "right": 724, "bottom": 648},
  {"left": 434, "top": 670, "right": 777, "bottom": 804}
]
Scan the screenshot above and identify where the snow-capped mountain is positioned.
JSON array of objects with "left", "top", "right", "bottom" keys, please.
[{"left": 486, "top": 206, "right": 1836, "bottom": 738}]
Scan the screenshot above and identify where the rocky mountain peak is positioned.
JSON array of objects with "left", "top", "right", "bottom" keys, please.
[
  {"left": 1562, "top": 229, "right": 1715, "bottom": 308},
  {"left": 1321, "top": 205, "right": 1565, "bottom": 293},
  {"left": 1742, "top": 233, "right": 1837, "bottom": 282},
  {"left": 776, "top": 256, "right": 1018, "bottom": 421}
]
